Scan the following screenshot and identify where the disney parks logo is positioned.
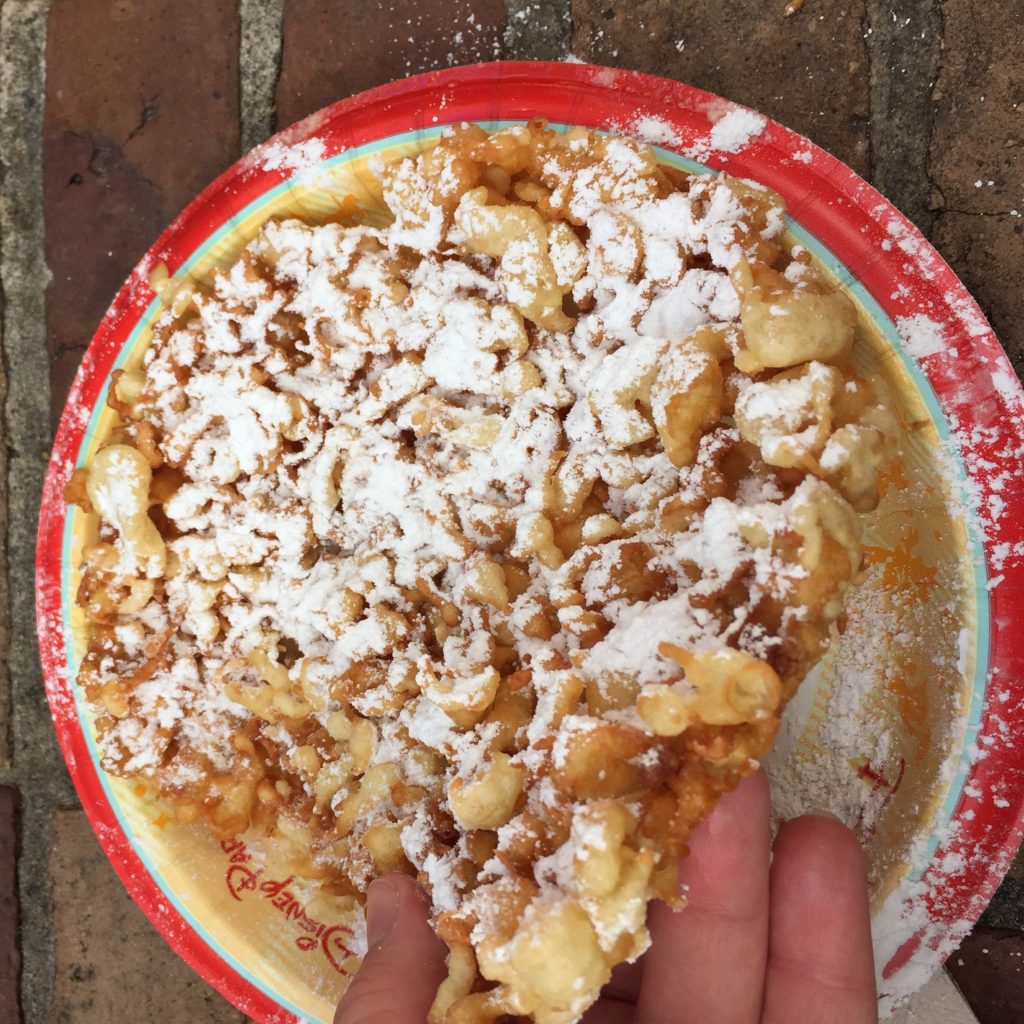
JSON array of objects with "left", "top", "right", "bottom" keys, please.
[{"left": 221, "top": 838, "right": 359, "bottom": 976}]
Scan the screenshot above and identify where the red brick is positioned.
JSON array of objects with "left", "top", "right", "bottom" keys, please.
[
  {"left": 929, "top": 2, "right": 1022, "bottom": 216},
  {"left": 1010, "top": 841, "right": 1024, "bottom": 880},
  {"left": 947, "top": 927, "right": 1024, "bottom": 1024},
  {"left": 43, "top": 0, "right": 241, "bottom": 422},
  {"left": 276, "top": 0, "right": 507, "bottom": 128},
  {"left": 928, "top": 0, "right": 1024, "bottom": 377},
  {"left": 570, "top": 0, "right": 871, "bottom": 176},
  {"left": 931, "top": 213, "right": 1024, "bottom": 380},
  {"left": 0, "top": 787, "right": 19, "bottom": 1024},
  {"left": 50, "top": 810, "right": 244, "bottom": 1024}
]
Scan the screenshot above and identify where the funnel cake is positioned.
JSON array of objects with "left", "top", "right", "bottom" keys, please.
[{"left": 68, "top": 121, "right": 896, "bottom": 1023}]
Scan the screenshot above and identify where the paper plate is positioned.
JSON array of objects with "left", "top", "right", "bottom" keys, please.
[{"left": 35, "top": 62, "right": 1024, "bottom": 1021}]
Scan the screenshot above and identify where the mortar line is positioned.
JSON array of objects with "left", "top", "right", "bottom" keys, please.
[
  {"left": 863, "top": 0, "right": 943, "bottom": 232},
  {"left": 240, "top": 0, "right": 285, "bottom": 154},
  {"left": 1, "top": 4, "right": 79, "bottom": 1024},
  {"left": 861, "top": 1, "right": 875, "bottom": 187},
  {"left": 0, "top": 4, "right": 9, "bottom": 775},
  {"left": 921, "top": 0, "right": 946, "bottom": 228}
]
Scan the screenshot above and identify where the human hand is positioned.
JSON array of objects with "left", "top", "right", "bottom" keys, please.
[{"left": 334, "top": 771, "right": 877, "bottom": 1024}]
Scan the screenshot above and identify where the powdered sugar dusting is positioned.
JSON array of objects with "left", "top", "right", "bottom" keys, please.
[
  {"left": 64, "top": 122, "right": 918, "bottom": 1023},
  {"left": 709, "top": 108, "right": 768, "bottom": 154},
  {"left": 261, "top": 137, "right": 328, "bottom": 174},
  {"left": 895, "top": 314, "right": 947, "bottom": 360},
  {"left": 35, "top": 72, "right": 1024, "bottom": 1022},
  {"left": 626, "top": 115, "right": 682, "bottom": 148}
]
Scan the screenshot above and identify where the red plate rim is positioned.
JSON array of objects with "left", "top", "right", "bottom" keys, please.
[{"left": 35, "top": 60, "right": 1024, "bottom": 1019}]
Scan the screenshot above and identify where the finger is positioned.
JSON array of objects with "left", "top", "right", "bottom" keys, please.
[
  {"left": 636, "top": 770, "right": 771, "bottom": 1024},
  {"left": 762, "top": 814, "right": 877, "bottom": 1024},
  {"left": 335, "top": 874, "right": 447, "bottom": 1024}
]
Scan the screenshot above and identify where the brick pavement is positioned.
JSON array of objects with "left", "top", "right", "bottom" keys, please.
[
  {"left": 949, "top": 926, "right": 1024, "bottom": 1023},
  {"left": 572, "top": 0, "right": 872, "bottom": 176},
  {"left": 43, "top": 0, "right": 241, "bottom": 419},
  {"left": 1, "top": 1, "right": 1021, "bottom": 1021},
  {"left": 928, "top": 0, "right": 1024, "bottom": 372},
  {"left": 1, "top": 786, "right": 19, "bottom": 1024},
  {"left": 277, "top": 0, "right": 507, "bottom": 126},
  {"left": 50, "top": 811, "right": 246, "bottom": 1024}
]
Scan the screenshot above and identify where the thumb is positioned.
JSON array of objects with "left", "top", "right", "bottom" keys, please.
[{"left": 335, "top": 873, "right": 447, "bottom": 1024}]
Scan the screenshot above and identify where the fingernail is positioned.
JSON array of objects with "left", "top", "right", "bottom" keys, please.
[
  {"left": 806, "top": 808, "right": 844, "bottom": 823},
  {"left": 366, "top": 878, "right": 401, "bottom": 947}
]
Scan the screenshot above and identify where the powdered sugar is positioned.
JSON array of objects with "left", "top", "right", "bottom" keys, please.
[
  {"left": 624, "top": 114, "right": 682, "bottom": 148},
  {"left": 895, "top": 314, "right": 947, "bottom": 360},
  {"left": 72, "top": 122, "right": 901, "bottom": 1024},
  {"left": 709, "top": 108, "right": 768, "bottom": 154},
  {"left": 261, "top": 137, "right": 328, "bottom": 174}
]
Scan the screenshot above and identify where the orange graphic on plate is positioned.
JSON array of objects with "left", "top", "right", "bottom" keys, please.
[
  {"left": 876, "top": 454, "right": 908, "bottom": 501},
  {"left": 331, "top": 193, "right": 363, "bottom": 222},
  {"left": 885, "top": 648, "right": 932, "bottom": 762},
  {"left": 862, "top": 527, "right": 937, "bottom": 604}
]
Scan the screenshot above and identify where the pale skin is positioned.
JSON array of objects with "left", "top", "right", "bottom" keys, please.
[{"left": 335, "top": 771, "right": 878, "bottom": 1024}]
